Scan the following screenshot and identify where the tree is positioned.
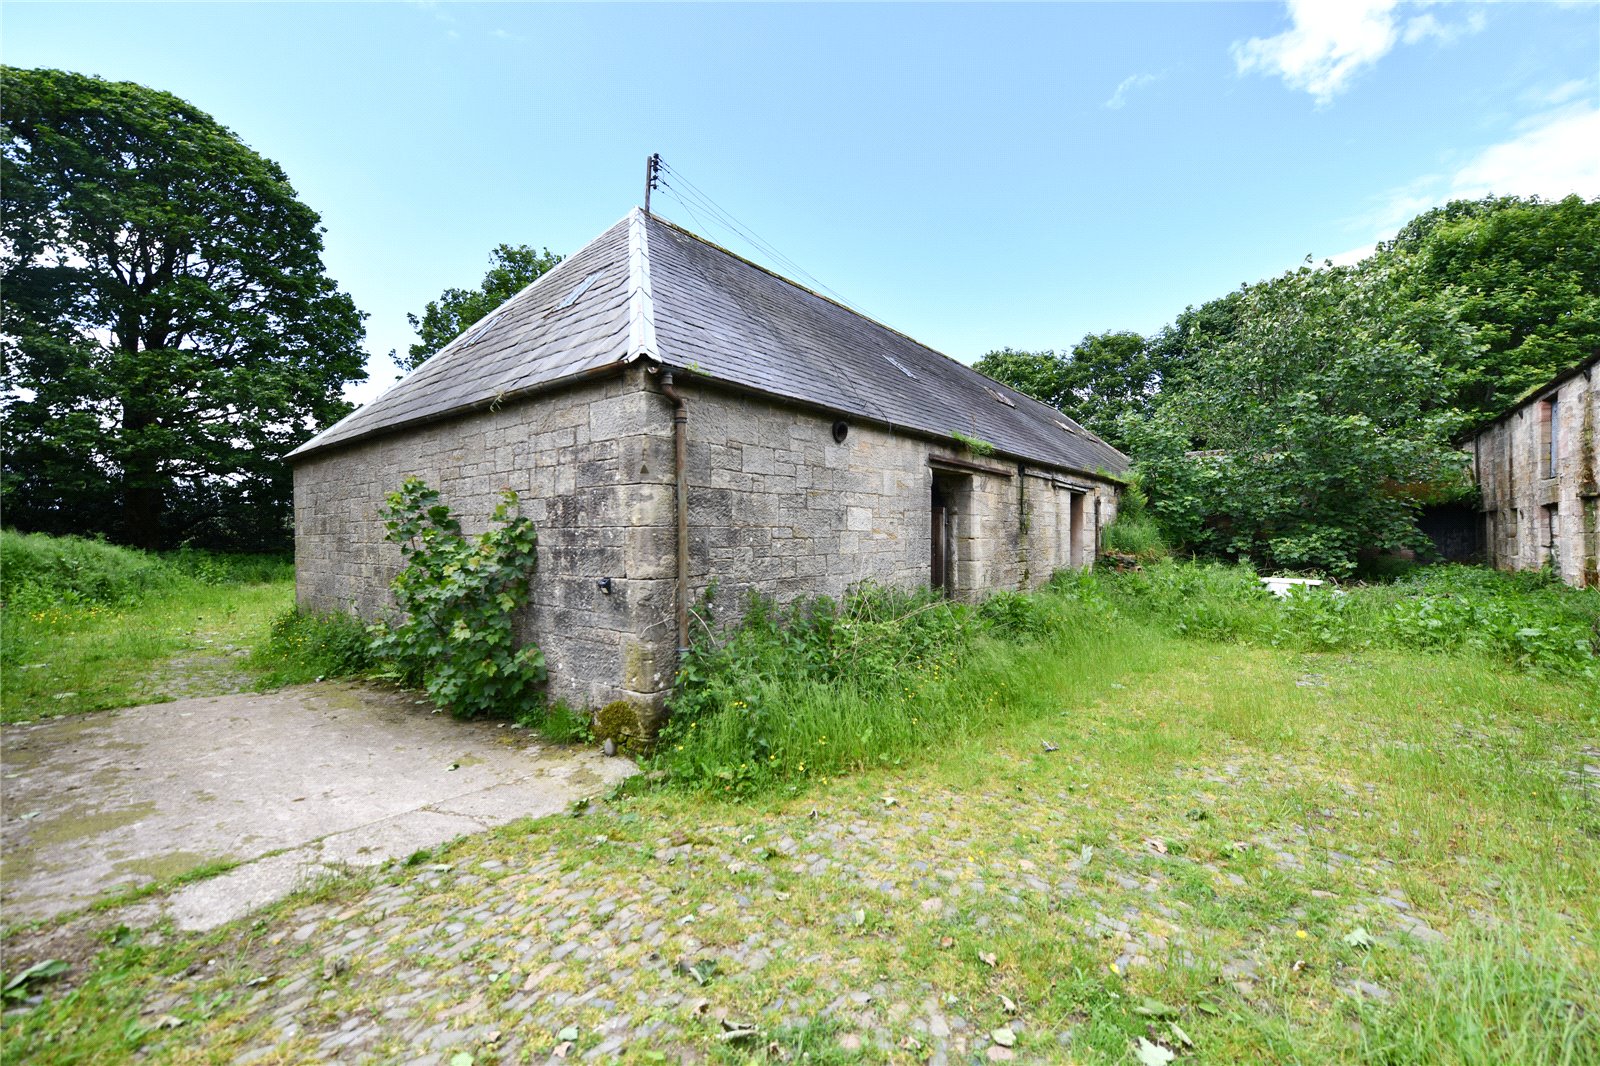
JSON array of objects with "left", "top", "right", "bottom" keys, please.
[
  {"left": 1125, "top": 261, "right": 1475, "bottom": 575},
  {"left": 394, "top": 243, "right": 563, "bottom": 371},
  {"left": 1, "top": 68, "right": 367, "bottom": 550},
  {"left": 974, "top": 331, "right": 1164, "bottom": 450},
  {"left": 1378, "top": 194, "right": 1600, "bottom": 422}
]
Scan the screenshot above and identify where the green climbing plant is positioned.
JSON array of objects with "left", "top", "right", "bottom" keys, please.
[{"left": 371, "top": 478, "right": 546, "bottom": 718}]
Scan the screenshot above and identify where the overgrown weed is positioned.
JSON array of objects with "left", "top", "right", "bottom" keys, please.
[
  {"left": 247, "top": 609, "right": 374, "bottom": 688},
  {"left": 658, "top": 560, "right": 1597, "bottom": 796},
  {"left": 1103, "top": 560, "right": 1599, "bottom": 679}
]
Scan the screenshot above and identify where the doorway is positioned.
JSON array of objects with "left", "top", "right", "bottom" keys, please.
[
  {"left": 932, "top": 474, "right": 973, "bottom": 595},
  {"left": 931, "top": 479, "right": 954, "bottom": 595}
]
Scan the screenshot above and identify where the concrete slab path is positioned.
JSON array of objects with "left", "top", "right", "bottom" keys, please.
[{"left": 0, "top": 682, "right": 634, "bottom": 931}]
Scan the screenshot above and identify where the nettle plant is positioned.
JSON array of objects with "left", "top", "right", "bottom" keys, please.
[{"left": 371, "top": 478, "right": 546, "bottom": 718}]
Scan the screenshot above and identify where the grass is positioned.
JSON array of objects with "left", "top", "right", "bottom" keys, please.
[
  {"left": 0, "top": 531, "right": 296, "bottom": 723},
  {"left": 246, "top": 607, "right": 375, "bottom": 689},
  {"left": 3, "top": 545, "right": 1596, "bottom": 1061},
  {"left": 655, "top": 564, "right": 1598, "bottom": 796},
  {"left": 4, "top": 580, "right": 1597, "bottom": 1063}
]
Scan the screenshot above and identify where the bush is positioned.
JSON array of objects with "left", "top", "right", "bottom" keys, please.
[
  {"left": 250, "top": 608, "right": 373, "bottom": 687},
  {"left": 369, "top": 479, "right": 546, "bottom": 719}
]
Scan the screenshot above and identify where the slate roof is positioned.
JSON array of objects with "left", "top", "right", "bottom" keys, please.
[{"left": 292, "top": 210, "right": 1128, "bottom": 477}]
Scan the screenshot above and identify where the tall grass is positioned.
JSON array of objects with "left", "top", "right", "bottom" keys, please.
[
  {"left": 246, "top": 608, "right": 375, "bottom": 689},
  {"left": 1, "top": 531, "right": 294, "bottom": 721},
  {"left": 0, "top": 530, "right": 290, "bottom": 610},
  {"left": 1357, "top": 920, "right": 1599, "bottom": 1066},
  {"left": 1099, "top": 471, "right": 1168, "bottom": 562},
  {"left": 1093, "top": 560, "right": 1599, "bottom": 679},
  {"left": 659, "top": 560, "right": 1598, "bottom": 794},
  {"left": 656, "top": 583, "right": 1160, "bottom": 793}
]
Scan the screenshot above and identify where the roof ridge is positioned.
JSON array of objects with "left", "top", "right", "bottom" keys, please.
[{"left": 626, "top": 207, "right": 657, "bottom": 361}]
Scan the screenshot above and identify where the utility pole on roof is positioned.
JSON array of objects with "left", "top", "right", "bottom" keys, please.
[{"left": 644, "top": 153, "right": 662, "bottom": 215}]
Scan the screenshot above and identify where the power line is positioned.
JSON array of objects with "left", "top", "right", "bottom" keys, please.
[
  {"left": 662, "top": 167, "right": 847, "bottom": 303},
  {"left": 654, "top": 161, "right": 865, "bottom": 313}
]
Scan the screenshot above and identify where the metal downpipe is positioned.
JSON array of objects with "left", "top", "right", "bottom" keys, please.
[{"left": 659, "top": 371, "right": 691, "bottom": 656}]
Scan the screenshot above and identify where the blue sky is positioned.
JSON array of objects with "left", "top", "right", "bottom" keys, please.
[{"left": 7, "top": 1, "right": 1598, "bottom": 406}]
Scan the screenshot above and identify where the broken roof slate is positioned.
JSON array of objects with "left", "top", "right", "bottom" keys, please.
[{"left": 292, "top": 209, "right": 1128, "bottom": 478}]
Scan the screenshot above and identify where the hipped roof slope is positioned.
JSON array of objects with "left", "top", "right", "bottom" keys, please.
[{"left": 292, "top": 209, "right": 1128, "bottom": 477}]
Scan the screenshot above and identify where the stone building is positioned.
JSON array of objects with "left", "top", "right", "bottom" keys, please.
[
  {"left": 290, "top": 209, "right": 1127, "bottom": 714},
  {"left": 1464, "top": 355, "right": 1598, "bottom": 587}
]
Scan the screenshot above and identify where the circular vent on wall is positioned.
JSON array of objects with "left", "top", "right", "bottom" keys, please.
[{"left": 831, "top": 420, "right": 850, "bottom": 444}]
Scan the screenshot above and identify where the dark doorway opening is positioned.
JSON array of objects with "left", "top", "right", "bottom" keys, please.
[{"left": 931, "top": 474, "right": 968, "bottom": 595}]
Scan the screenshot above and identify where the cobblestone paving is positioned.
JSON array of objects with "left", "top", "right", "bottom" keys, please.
[
  {"left": 114, "top": 752, "right": 1457, "bottom": 1065},
  {"left": 9, "top": 647, "right": 1591, "bottom": 1065}
]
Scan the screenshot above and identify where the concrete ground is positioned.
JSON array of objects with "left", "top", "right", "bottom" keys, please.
[{"left": 0, "top": 682, "right": 634, "bottom": 931}]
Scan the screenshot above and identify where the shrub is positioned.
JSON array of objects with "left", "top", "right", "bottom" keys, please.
[
  {"left": 369, "top": 479, "right": 546, "bottom": 719},
  {"left": 0, "top": 530, "right": 175, "bottom": 609}
]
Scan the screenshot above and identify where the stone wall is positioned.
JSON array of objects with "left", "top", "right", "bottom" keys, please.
[
  {"left": 1467, "top": 361, "right": 1599, "bottom": 587},
  {"left": 674, "top": 381, "right": 1119, "bottom": 624},
  {"left": 293, "top": 365, "right": 678, "bottom": 710}
]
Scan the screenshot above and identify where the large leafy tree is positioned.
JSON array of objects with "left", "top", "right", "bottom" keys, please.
[
  {"left": 979, "top": 196, "right": 1596, "bottom": 572},
  {"left": 1124, "top": 262, "right": 1475, "bottom": 575},
  {"left": 1379, "top": 194, "right": 1600, "bottom": 422},
  {"left": 974, "top": 330, "right": 1166, "bottom": 450},
  {"left": 1, "top": 68, "right": 367, "bottom": 550},
  {"left": 394, "top": 243, "right": 562, "bottom": 371}
]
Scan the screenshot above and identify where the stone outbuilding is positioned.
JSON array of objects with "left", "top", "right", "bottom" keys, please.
[
  {"left": 290, "top": 209, "right": 1127, "bottom": 715},
  {"left": 1463, "top": 355, "right": 1598, "bottom": 587}
]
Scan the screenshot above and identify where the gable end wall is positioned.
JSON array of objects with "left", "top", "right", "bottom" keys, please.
[{"left": 292, "top": 365, "right": 677, "bottom": 711}]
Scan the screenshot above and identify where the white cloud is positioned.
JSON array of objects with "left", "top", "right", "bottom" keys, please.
[
  {"left": 1332, "top": 102, "right": 1600, "bottom": 262},
  {"left": 1233, "top": 0, "right": 1483, "bottom": 106},
  {"left": 1449, "top": 104, "right": 1600, "bottom": 201},
  {"left": 1104, "top": 72, "right": 1161, "bottom": 110},
  {"left": 1402, "top": 7, "right": 1485, "bottom": 45},
  {"left": 1525, "top": 77, "right": 1593, "bottom": 107}
]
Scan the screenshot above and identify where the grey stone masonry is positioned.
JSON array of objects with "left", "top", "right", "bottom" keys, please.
[
  {"left": 1466, "top": 358, "right": 1598, "bottom": 587},
  {"left": 670, "top": 377, "right": 1119, "bottom": 628},
  {"left": 294, "top": 366, "right": 1120, "bottom": 717},
  {"left": 294, "top": 365, "right": 676, "bottom": 710}
]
